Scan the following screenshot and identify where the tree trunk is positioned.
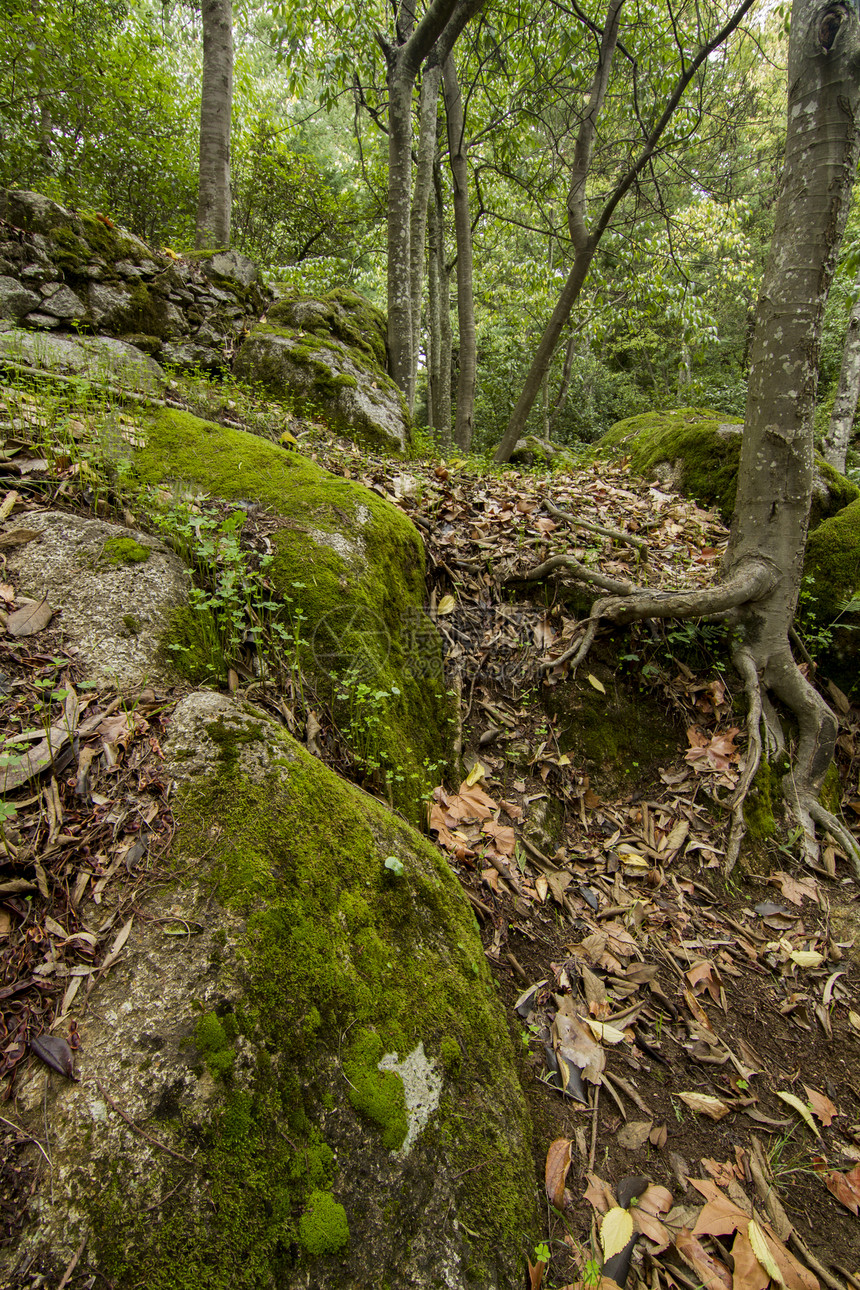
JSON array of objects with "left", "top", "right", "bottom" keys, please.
[
  {"left": 195, "top": 0, "right": 233, "bottom": 250},
  {"left": 492, "top": 0, "right": 623, "bottom": 461},
  {"left": 408, "top": 64, "right": 442, "bottom": 412},
  {"left": 560, "top": 0, "right": 860, "bottom": 875},
  {"left": 493, "top": 0, "right": 758, "bottom": 462},
  {"left": 382, "top": 0, "right": 484, "bottom": 397},
  {"left": 428, "top": 162, "right": 453, "bottom": 451},
  {"left": 822, "top": 264, "right": 860, "bottom": 471},
  {"left": 721, "top": 0, "right": 860, "bottom": 862},
  {"left": 547, "top": 331, "right": 578, "bottom": 438},
  {"left": 442, "top": 55, "right": 477, "bottom": 452}
]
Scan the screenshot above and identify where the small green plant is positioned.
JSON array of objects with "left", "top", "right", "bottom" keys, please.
[{"left": 533, "top": 1241, "right": 550, "bottom": 1264}]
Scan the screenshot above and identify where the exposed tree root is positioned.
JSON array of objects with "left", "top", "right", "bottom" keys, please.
[
  {"left": 527, "top": 559, "right": 860, "bottom": 879},
  {"left": 543, "top": 499, "right": 649, "bottom": 558},
  {"left": 723, "top": 649, "right": 764, "bottom": 876}
]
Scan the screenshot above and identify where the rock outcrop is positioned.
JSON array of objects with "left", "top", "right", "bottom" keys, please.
[
  {"left": 0, "top": 189, "right": 270, "bottom": 370},
  {"left": 595, "top": 407, "right": 858, "bottom": 525},
  {"left": 7, "top": 692, "right": 536, "bottom": 1288},
  {"left": 235, "top": 289, "right": 412, "bottom": 455}
]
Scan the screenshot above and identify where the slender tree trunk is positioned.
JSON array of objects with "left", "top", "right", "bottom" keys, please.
[
  {"left": 428, "top": 163, "right": 453, "bottom": 451},
  {"left": 382, "top": 0, "right": 484, "bottom": 396},
  {"left": 822, "top": 264, "right": 860, "bottom": 471},
  {"left": 492, "top": 0, "right": 623, "bottom": 461},
  {"left": 387, "top": 62, "right": 417, "bottom": 391},
  {"left": 196, "top": 0, "right": 233, "bottom": 249},
  {"left": 409, "top": 65, "right": 442, "bottom": 411},
  {"left": 493, "top": 0, "right": 757, "bottom": 462},
  {"left": 442, "top": 54, "right": 477, "bottom": 451},
  {"left": 548, "top": 331, "right": 578, "bottom": 437}
]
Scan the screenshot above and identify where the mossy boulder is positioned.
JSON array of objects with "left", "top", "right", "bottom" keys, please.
[
  {"left": 595, "top": 407, "right": 859, "bottom": 525},
  {"left": 509, "top": 435, "right": 579, "bottom": 470},
  {"left": 234, "top": 290, "right": 411, "bottom": 455},
  {"left": 129, "top": 407, "right": 451, "bottom": 817},
  {"left": 7, "top": 692, "right": 537, "bottom": 1288},
  {"left": 800, "top": 497, "right": 860, "bottom": 695}
]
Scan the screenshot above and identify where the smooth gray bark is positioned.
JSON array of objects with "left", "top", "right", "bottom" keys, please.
[
  {"left": 195, "top": 0, "right": 233, "bottom": 249},
  {"left": 822, "top": 264, "right": 860, "bottom": 471},
  {"left": 383, "top": 0, "right": 483, "bottom": 396},
  {"left": 408, "top": 65, "right": 443, "bottom": 412},
  {"left": 442, "top": 54, "right": 477, "bottom": 452},
  {"left": 428, "top": 163, "right": 453, "bottom": 451}
]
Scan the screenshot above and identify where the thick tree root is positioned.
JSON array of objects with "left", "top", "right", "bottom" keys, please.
[{"left": 723, "top": 649, "right": 764, "bottom": 876}]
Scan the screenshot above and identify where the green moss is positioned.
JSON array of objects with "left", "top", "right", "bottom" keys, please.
[
  {"left": 596, "top": 407, "right": 860, "bottom": 527},
  {"left": 79, "top": 709, "right": 535, "bottom": 1284},
  {"left": 596, "top": 407, "right": 742, "bottom": 521},
  {"left": 267, "top": 288, "right": 388, "bottom": 369},
  {"left": 101, "top": 536, "right": 151, "bottom": 566},
  {"left": 133, "top": 408, "right": 452, "bottom": 817},
  {"left": 439, "top": 1036, "right": 462, "bottom": 1076},
  {"left": 298, "top": 1190, "right": 349, "bottom": 1256},
  {"left": 803, "top": 498, "right": 860, "bottom": 621},
  {"left": 801, "top": 498, "right": 860, "bottom": 695},
  {"left": 122, "top": 614, "right": 141, "bottom": 635},
  {"left": 819, "top": 761, "right": 842, "bottom": 813},
  {"left": 743, "top": 760, "right": 777, "bottom": 840},
  {"left": 342, "top": 1029, "right": 408, "bottom": 1150},
  {"left": 195, "top": 1012, "right": 235, "bottom": 1079},
  {"left": 544, "top": 671, "right": 679, "bottom": 793}
]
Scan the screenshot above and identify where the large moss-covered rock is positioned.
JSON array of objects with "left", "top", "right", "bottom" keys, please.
[
  {"left": 801, "top": 498, "right": 860, "bottom": 695},
  {"left": 128, "top": 407, "right": 450, "bottom": 816},
  {"left": 234, "top": 289, "right": 411, "bottom": 455},
  {"left": 596, "top": 407, "right": 859, "bottom": 524},
  {"left": 7, "top": 692, "right": 536, "bottom": 1288}
]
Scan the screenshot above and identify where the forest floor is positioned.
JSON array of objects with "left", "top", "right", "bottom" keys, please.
[{"left": 1, "top": 372, "right": 859, "bottom": 1289}]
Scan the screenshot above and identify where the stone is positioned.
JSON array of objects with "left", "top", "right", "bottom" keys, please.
[
  {"left": 236, "top": 327, "right": 412, "bottom": 455},
  {"left": 200, "top": 248, "right": 261, "bottom": 291},
  {"left": 4, "top": 691, "right": 535, "bottom": 1287},
  {"left": 88, "top": 280, "right": 135, "bottom": 327},
  {"left": 0, "top": 328, "right": 165, "bottom": 392},
  {"left": 0, "top": 275, "right": 40, "bottom": 322},
  {"left": 5, "top": 512, "right": 190, "bottom": 688},
  {"left": 39, "top": 283, "right": 87, "bottom": 319},
  {"left": 22, "top": 311, "right": 61, "bottom": 328},
  {"left": 595, "top": 406, "right": 859, "bottom": 525},
  {"left": 159, "top": 339, "right": 224, "bottom": 370},
  {"left": 510, "top": 435, "right": 578, "bottom": 469}
]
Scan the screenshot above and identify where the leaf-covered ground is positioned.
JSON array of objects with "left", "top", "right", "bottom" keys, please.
[{"left": 1, "top": 374, "right": 859, "bottom": 1289}]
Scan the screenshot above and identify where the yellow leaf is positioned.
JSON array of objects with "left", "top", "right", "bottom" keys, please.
[
  {"left": 587, "top": 674, "right": 606, "bottom": 693},
  {"left": 748, "top": 1218, "right": 786, "bottom": 1286},
  {"left": 600, "top": 1207, "right": 633, "bottom": 1260},
  {"left": 678, "top": 1092, "right": 731, "bottom": 1121},
  {"left": 775, "top": 1091, "right": 820, "bottom": 1137},
  {"left": 437, "top": 595, "right": 456, "bottom": 615},
  {"left": 279, "top": 430, "right": 298, "bottom": 449},
  {"left": 789, "top": 950, "right": 824, "bottom": 969},
  {"left": 584, "top": 1018, "right": 626, "bottom": 1045},
  {"left": 849, "top": 1010, "right": 860, "bottom": 1033},
  {"left": 464, "top": 761, "right": 486, "bottom": 787},
  {"left": 557, "top": 754, "right": 571, "bottom": 766}
]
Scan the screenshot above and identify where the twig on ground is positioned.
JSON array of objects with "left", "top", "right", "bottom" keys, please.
[
  {"left": 94, "top": 1079, "right": 196, "bottom": 1167},
  {"left": 56, "top": 1235, "right": 86, "bottom": 1290},
  {"left": 588, "top": 1082, "right": 601, "bottom": 1171}
]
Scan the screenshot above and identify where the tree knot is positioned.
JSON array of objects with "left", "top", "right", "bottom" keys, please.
[{"left": 817, "top": 3, "right": 850, "bottom": 52}]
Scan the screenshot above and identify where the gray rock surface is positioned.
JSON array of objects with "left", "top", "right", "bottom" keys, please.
[
  {"left": 0, "top": 275, "right": 40, "bottom": 321},
  {"left": 236, "top": 328, "right": 411, "bottom": 454},
  {"left": 6, "top": 511, "right": 189, "bottom": 687},
  {"left": 0, "top": 328, "right": 165, "bottom": 391}
]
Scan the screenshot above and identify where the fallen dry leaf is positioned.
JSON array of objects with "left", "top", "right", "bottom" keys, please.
[
  {"left": 678, "top": 1091, "right": 731, "bottom": 1121},
  {"left": 824, "top": 1162, "right": 860, "bottom": 1214},
  {"left": 545, "top": 1138, "right": 573, "bottom": 1209}
]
